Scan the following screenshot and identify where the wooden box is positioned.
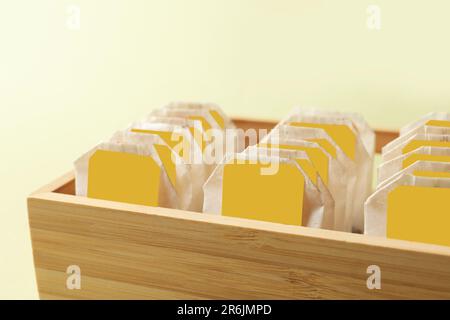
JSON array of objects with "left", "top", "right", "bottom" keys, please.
[{"left": 28, "top": 119, "right": 450, "bottom": 299}]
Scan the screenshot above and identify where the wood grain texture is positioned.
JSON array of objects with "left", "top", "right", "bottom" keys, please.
[
  {"left": 28, "top": 173, "right": 450, "bottom": 299},
  {"left": 28, "top": 118, "right": 447, "bottom": 300}
]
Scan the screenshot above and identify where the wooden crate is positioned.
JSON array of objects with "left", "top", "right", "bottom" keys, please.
[{"left": 27, "top": 118, "right": 450, "bottom": 299}]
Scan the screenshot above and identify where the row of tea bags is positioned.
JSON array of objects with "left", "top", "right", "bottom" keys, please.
[
  {"left": 365, "top": 112, "right": 450, "bottom": 246},
  {"left": 75, "top": 102, "right": 238, "bottom": 212},
  {"left": 203, "top": 108, "right": 375, "bottom": 232}
]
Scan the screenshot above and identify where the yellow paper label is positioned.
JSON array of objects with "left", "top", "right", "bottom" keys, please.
[
  {"left": 209, "top": 110, "right": 225, "bottom": 129},
  {"left": 289, "top": 122, "right": 356, "bottom": 160},
  {"left": 222, "top": 161, "right": 304, "bottom": 226},
  {"left": 306, "top": 138, "right": 337, "bottom": 159},
  {"left": 188, "top": 116, "right": 212, "bottom": 132},
  {"left": 387, "top": 185, "right": 450, "bottom": 247},
  {"left": 130, "top": 129, "right": 179, "bottom": 149},
  {"left": 88, "top": 150, "right": 161, "bottom": 206},
  {"left": 402, "top": 154, "right": 450, "bottom": 168},
  {"left": 260, "top": 143, "right": 329, "bottom": 185},
  {"left": 425, "top": 120, "right": 450, "bottom": 128},
  {"left": 130, "top": 128, "right": 190, "bottom": 160},
  {"left": 402, "top": 140, "right": 450, "bottom": 154},
  {"left": 413, "top": 170, "right": 450, "bottom": 178},
  {"left": 153, "top": 144, "right": 177, "bottom": 187},
  {"left": 295, "top": 158, "right": 318, "bottom": 185}
]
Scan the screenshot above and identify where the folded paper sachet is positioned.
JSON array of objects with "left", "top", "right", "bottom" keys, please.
[
  {"left": 203, "top": 153, "right": 335, "bottom": 229},
  {"left": 75, "top": 102, "right": 236, "bottom": 211},
  {"left": 365, "top": 112, "right": 450, "bottom": 246}
]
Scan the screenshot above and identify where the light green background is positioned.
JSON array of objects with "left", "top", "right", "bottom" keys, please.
[{"left": 1, "top": 1, "right": 449, "bottom": 299}]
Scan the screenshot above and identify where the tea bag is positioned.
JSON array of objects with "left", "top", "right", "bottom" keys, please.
[
  {"left": 74, "top": 141, "right": 178, "bottom": 208},
  {"left": 245, "top": 146, "right": 321, "bottom": 186},
  {"left": 127, "top": 121, "right": 210, "bottom": 208},
  {"left": 109, "top": 130, "right": 201, "bottom": 211},
  {"left": 129, "top": 121, "right": 202, "bottom": 163},
  {"left": 149, "top": 105, "right": 237, "bottom": 164},
  {"left": 282, "top": 118, "right": 373, "bottom": 220},
  {"left": 264, "top": 124, "right": 363, "bottom": 232},
  {"left": 151, "top": 106, "right": 225, "bottom": 133},
  {"left": 400, "top": 112, "right": 450, "bottom": 136},
  {"left": 203, "top": 153, "right": 335, "bottom": 229},
  {"left": 280, "top": 114, "right": 373, "bottom": 232},
  {"left": 378, "top": 160, "right": 450, "bottom": 189},
  {"left": 381, "top": 133, "right": 450, "bottom": 163},
  {"left": 364, "top": 174, "right": 450, "bottom": 246},
  {"left": 283, "top": 107, "right": 376, "bottom": 157},
  {"left": 378, "top": 146, "right": 450, "bottom": 186},
  {"left": 243, "top": 146, "right": 337, "bottom": 229},
  {"left": 142, "top": 116, "right": 207, "bottom": 154},
  {"left": 252, "top": 139, "right": 349, "bottom": 231},
  {"left": 161, "top": 101, "right": 236, "bottom": 129},
  {"left": 382, "top": 124, "right": 450, "bottom": 155}
]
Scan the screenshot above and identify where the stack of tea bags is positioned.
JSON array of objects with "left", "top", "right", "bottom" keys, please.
[
  {"left": 365, "top": 112, "right": 450, "bottom": 246},
  {"left": 75, "top": 102, "right": 237, "bottom": 212},
  {"left": 203, "top": 107, "right": 375, "bottom": 232}
]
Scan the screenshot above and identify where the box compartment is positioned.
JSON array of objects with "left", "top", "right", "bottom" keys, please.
[{"left": 28, "top": 119, "right": 450, "bottom": 299}]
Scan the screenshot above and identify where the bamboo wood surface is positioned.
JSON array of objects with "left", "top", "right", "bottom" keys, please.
[{"left": 28, "top": 118, "right": 449, "bottom": 300}]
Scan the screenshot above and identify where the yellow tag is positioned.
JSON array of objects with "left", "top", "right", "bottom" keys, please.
[
  {"left": 222, "top": 161, "right": 304, "bottom": 226},
  {"left": 306, "top": 138, "right": 337, "bottom": 159},
  {"left": 209, "top": 110, "right": 225, "bottom": 129},
  {"left": 153, "top": 144, "right": 177, "bottom": 188},
  {"left": 188, "top": 116, "right": 212, "bottom": 132},
  {"left": 425, "top": 120, "right": 450, "bottom": 127},
  {"left": 130, "top": 128, "right": 190, "bottom": 160},
  {"left": 289, "top": 122, "right": 356, "bottom": 160},
  {"left": 387, "top": 186, "right": 450, "bottom": 247},
  {"left": 413, "top": 170, "right": 450, "bottom": 178},
  {"left": 88, "top": 150, "right": 161, "bottom": 206},
  {"left": 402, "top": 140, "right": 450, "bottom": 154},
  {"left": 260, "top": 143, "right": 329, "bottom": 185},
  {"left": 130, "top": 129, "right": 179, "bottom": 149},
  {"left": 295, "top": 159, "right": 318, "bottom": 185},
  {"left": 403, "top": 154, "right": 450, "bottom": 168},
  {"left": 252, "top": 148, "right": 317, "bottom": 185}
]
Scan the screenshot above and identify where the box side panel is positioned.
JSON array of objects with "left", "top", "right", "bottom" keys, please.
[{"left": 28, "top": 196, "right": 450, "bottom": 300}]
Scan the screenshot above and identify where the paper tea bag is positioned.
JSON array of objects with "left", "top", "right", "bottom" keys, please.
[
  {"left": 281, "top": 117, "right": 373, "bottom": 213},
  {"left": 364, "top": 174, "right": 450, "bottom": 246},
  {"left": 280, "top": 115, "right": 373, "bottom": 231},
  {"left": 125, "top": 121, "right": 209, "bottom": 209},
  {"left": 142, "top": 116, "right": 207, "bottom": 153},
  {"left": 264, "top": 124, "right": 362, "bottom": 232},
  {"left": 74, "top": 141, "right": 178, "bottom": 209},
  {"left": 109, "top": 130, "right": 202, "bottom": 211},
  {"left": 245, "top": 146, "right": 321, "bottom": 186},
  {"left": 283, "top": 107, "right": 376, "bottom": 157},
  {"left": 250, "top": 140, "right": 349, "bottom": 231},
  {"left": 144, "top": 115, "right": 205, "bottom": 135},
  {"left": 149, "top": 107, "right": 235, "bottom": 160},
  {"left": 244, "top": 146, "right": 338, "bottom": 229},
  {"left": 378, "top": 160, "right": 450, "bottom": 189},
  {"left": 161, "top": 101, "right": 236, "bottom": 129},
  {"left": 151, "top": 106, "right": 225, "bottom": 133},
  {"left": 129, "top": 121, "right": 202, "bottom": 162},
  {"left": 142, "top": 115, "right": 245, "bottom": 162},
  {"left": 382, "top": 124, "right": 450, "bottom": 155},
  {"left": 378, "top": 146, "right": 450, "bottom": 186},
  {"left": 203, "top": 153, "right": 334, "bottom": 229},
  {"left": 381, "top": 133, "right": 450, "bottom": 163},
  {"left": 400, "top": 112, "right": 450, "bottom": 136}
]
